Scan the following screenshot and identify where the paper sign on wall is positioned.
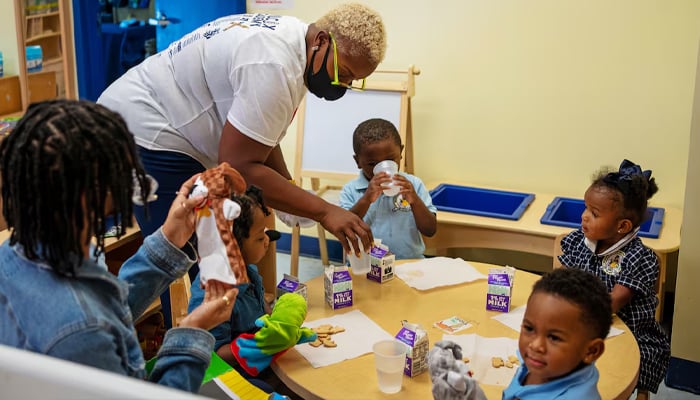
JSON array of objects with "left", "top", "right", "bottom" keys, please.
[{"left": 249, "top": 0, "right": 293, "bottom": 9}]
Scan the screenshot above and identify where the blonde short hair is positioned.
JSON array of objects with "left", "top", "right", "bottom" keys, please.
[{"left": 315, "top": 3, "right": 387, "bottom": 67}]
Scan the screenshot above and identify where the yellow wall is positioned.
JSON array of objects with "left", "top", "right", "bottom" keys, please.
[
  {"left": 0, "top": 3, "right": 19, "bottom": 76},
  {"left": 249, "top": 0, "right": 700, "bottom": 212}
]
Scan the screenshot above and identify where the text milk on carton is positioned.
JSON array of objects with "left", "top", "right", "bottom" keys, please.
[
  {"left": 367, "top": 242, "right": 395, "bottom": 283},
  {"left": 395, "top": 321, "right": 429, "bottom": 377},
  {"left": 324, "top": 265, "right": 353, "bottom": 310},
  {"left": 486, "top": 266, "right": 516, "bottom": 312},
  {"left": 276, "top": 273, "right": 308, "bottom": 302}
]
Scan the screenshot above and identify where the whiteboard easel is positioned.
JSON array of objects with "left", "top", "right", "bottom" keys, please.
[{"left": 290, "top": 65, "right": 420, "bottom": 274}]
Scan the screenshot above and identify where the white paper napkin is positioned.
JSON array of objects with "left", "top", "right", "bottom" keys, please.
[
  {"left": 442, "top": 334, "right": 519, "bottom": 387},
  {"left": 395, "top": 257, "right": 487, "bottom": 290},
  {"left": 295, "top": 310, "right": 395, "bottom": 368},
  {"left": 491, "top": 305, "right": 625, "bottom": 338}
]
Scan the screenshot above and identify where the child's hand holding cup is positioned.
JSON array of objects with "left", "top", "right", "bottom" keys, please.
[{"left": 373, "top": 160, "right": 400, "bottom": 197}]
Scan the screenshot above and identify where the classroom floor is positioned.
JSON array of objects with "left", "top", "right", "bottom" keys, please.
[{"left": 274, "top": 252, "right": 699, "bottom": 400}]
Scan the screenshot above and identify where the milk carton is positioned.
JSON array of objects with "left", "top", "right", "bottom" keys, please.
[
  {"left": 276, "top": 273, "right": 307, "bottom": 302},
  {"left": 486, "top": 266, "right": 516, "bottom": 312},
  {"left": 395, "top": 321, "right": 429, "bottom": 377},
  {"left": 367, "top": 243, "right": 395, "bottom": 283},
  {"left": 324, "top": 265, "right": 353, "bottom": 309}
]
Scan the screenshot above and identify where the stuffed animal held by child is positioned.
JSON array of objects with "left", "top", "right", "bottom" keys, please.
[
  {"left": 190, "top": 162, "right": 248, "bottom": 286},
  {"left": 428, "top": 340, "right": 486, "bottom": 400},
  {"left": 230, "top": 293, "right": 317, "bottom": 376}
]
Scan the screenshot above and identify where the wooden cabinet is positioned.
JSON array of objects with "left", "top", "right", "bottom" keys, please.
[
  {"left": 0, "top": 76, "right": 22, "bottom": 116},
  {"left": 11, "top": 0, "right": 76, "bottom": 113}
]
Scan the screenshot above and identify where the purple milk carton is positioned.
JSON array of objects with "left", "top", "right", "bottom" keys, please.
[
  {"left": 276, "top": 273, "right": 307, "bottom": 302},
  {"left": 324, "top": 265, "right": 353, "bottom": 309},
  {"left": 486, "top": 266, "right": 516, "bottom": 312},
  {"left": 395, "top": 321, "right": 429, "bottom": 377},
  {"left": 367, "top": 243, "right": 395, "bottom": 283}
]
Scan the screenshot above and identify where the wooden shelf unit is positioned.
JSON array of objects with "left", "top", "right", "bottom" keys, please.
[{"left": 13, "top": 0, "right": 76, "bottom": 108}]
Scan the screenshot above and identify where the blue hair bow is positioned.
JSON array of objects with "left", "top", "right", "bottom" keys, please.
[{"left": 618, "top": 159, "right": 652, "bottom": 181}]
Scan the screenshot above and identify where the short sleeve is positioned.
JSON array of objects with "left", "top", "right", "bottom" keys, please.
[
  {"left": 617, "top": 247, "right": 658, "bottom": 296},
  {"left": 227, "top": 62, "right": 296, "bottom": 147},
  {"left": 339, "top": 181, "right": 359, "bottom": 210},
  {"left": 557, "top": 231, "right": 581, "bottom": 268},
  {"left": 412, "top": 176, "right": 437, "bottom": 213}
]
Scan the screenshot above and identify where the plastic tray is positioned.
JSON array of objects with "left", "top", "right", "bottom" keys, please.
[
  {"left": 430, "top": 184, "right": 535, "bottom": 221},
  {"left": 539, "top": 197, "right": 665, "bottom": 239}
]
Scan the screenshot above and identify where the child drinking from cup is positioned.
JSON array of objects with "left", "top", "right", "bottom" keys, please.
[
  {"left": 339, "top": 118, "right": 437, "bottom": 259},
  {"left": 557, "top": 159, "right": 670, "bottom": 400}
]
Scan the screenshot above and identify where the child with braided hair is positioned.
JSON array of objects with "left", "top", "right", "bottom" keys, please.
[
  {"left": 557, "top": 159, "right": 670, "bottom": 400},
  {"left": 0, "top": 100, "right": 237, "bottom": 393}
]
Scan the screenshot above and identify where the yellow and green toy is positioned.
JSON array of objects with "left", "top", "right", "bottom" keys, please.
[{"left": 230, "top": 293, "right": 317, "bottom": 376}]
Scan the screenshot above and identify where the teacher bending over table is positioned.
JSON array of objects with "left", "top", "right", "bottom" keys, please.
[
  {"left": 98, "top": 3, "right": 385, "bottom": 262},
  {"left": 0, "top": 100, "right": 236, "bottom": 393},
  {"left": 99, "top": 2, "right": 387, "bottom": 327}
]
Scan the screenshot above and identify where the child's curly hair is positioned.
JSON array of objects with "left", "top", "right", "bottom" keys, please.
[
  {"left": 352, "top": 118, "right": 401, "bottom": 155},
  {"left": 590, "top": 159, "right": 658, "bottom": 228},
  {"left": 231, "top": 185, "right": 270, "bottom": 243},
  {"left": 533, "top": 268, "right": 612, "bottom": 339}
]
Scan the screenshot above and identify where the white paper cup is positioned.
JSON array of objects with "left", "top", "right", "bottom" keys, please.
[
  {"left": 373, "top": 339, "right": 407, "bottom": 394},
  {"left": 373, "top": 160, "right": 399, "bottom": 197},
  {"left": 347, "top": 238, "right": 371, "bottom": 275}
]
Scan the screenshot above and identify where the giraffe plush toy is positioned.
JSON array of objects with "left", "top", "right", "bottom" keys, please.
[{"left": 190, "top": 162, "right": 248, "bottom": 285}]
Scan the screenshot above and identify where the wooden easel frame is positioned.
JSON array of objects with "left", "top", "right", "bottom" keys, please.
[{"left": 289, "top": 65, "right": 420, "bottom": 275}]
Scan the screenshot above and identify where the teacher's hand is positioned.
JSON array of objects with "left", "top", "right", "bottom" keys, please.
[{"left": 319, "top": 206, "right": 373, "bottom": 256}]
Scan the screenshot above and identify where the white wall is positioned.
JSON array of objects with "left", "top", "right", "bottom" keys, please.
[{"left": 672, "top": 38, "right": 700, "bottom": 362}]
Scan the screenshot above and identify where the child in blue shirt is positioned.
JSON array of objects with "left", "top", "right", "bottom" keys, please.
[
  {"left": 339, "top": 118, "right": 437, "bottom": 259},
  {"left": 502, "top": 267, "right": 612, "bottom": 400}
]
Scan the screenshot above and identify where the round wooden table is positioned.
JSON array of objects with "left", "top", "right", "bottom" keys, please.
[{"left": 272, "top": 260, "right": 639, "bottom": 399}]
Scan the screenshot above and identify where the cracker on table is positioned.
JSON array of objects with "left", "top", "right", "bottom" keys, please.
[
  {"left": 491, "top": 357, "right": 504, "bottom": 368},
  {"left": 507, "top": 355, "right": 519, "bottom": 364},
  {"left": 309, "top": 339, "right": 323, "bottom": 347},
  {"left": 331, "top": 326, "right": 345, "bottom": 334}
]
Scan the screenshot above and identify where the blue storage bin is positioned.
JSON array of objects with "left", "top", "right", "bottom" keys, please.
[
  {"left": 539, "top": 197, "right": 665, "bottom": 239},
  {"left": 430, "top": 184, "right": 535, "bottom": 221}
]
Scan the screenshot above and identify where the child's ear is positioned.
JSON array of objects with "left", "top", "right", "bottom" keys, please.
[
  {"left": 583, "top": 338, "right": 605, "bottom": 364},
  {"left": 617, "top": 219, "right": 633, "bottom": 235},
  {"left": 353, "top": 154, "right": 361, "bottom": 169}
]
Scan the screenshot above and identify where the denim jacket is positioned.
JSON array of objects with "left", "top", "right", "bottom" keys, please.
[{"left": 0, "top": 228, "right": 214, "bottom": 393}]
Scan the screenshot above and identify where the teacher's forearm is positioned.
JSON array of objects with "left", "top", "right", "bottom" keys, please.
[{"left": 239, "top": 161, "right": 332, "bottom": 220}]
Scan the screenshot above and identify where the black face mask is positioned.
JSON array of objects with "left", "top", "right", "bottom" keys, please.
[{"left": 306, "top": 43, "right": 347, "bottom": 101}]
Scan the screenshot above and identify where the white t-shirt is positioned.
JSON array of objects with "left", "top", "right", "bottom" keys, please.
[{"left": 98, "top": 14, "right": 308, "bottom": 168}]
